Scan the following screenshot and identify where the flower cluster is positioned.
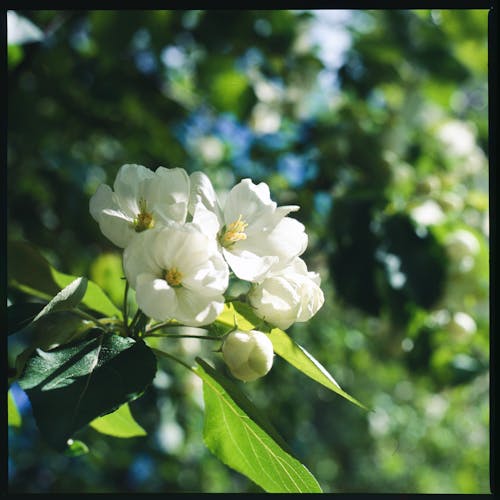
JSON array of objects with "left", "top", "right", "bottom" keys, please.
[{"left": 90, "top": 164, "right": 324, "bottom": 380}]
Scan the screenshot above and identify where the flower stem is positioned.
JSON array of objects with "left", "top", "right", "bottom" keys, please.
[
  {"left": 123, "top": 280, "right": 130, "bottom": 334},
  {"left": 146, "top": 320, "right": 180, "bottom": 335},
  {"left": 144, "top": 333, "right": 223, "bottom": 341}
]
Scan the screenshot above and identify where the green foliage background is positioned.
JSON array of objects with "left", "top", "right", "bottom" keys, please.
[{"left": 7, "top": 9, "right": 490, "bottom": 493}]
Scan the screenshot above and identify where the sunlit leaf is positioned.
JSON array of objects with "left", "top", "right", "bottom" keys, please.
[
  {"left": 8, "top": 241, "right": 122, "bottom": 319},
  {"left": 268, "top": 328, "right": 367, "bottom": 410},
  {"left": 8, "top": 389, "right": 22, "bottom": 427},
  {"left": 53, "top": 270, "right": 122, "bottom": 319},
  {"left": 195, "top": 358, "right": 322, "bottom": 493},
  {"left": 89, "top": 253, "right": 126, "bottom": 308},
  {"left": 216, "top": 302, "right": 366, "bottom": 409},
  {"left": 18, "top": 330, "right": 156, "bottom": 450},
  {"left": 90, "top": 403, "right": 147, "bottom": 438},
  {"left": 33, "top": 277, "right": 87, "bottom": 321}
]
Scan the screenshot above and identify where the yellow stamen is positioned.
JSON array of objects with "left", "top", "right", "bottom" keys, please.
[
  {"left": 164, "top": 268, "right": 183, "bottom": 287},
  {"left": 134, "top": 198, "right": 154, "bottom": 232},
  {"left": 220, "top": 215, "right": 248, "bottom": 248}
]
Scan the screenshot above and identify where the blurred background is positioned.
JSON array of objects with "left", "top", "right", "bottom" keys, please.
[{"left": 7, "top": 9, "right": 490, "bottom": 493}]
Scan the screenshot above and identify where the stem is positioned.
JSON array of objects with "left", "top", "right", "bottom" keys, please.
[
  {"left": 123, "top": 280, "right": 130, "bottom": 334},
  {"left": 129, "top": 309, "right": 142, "bottom": 331},
  {"left": 72, "top": 309, "right": 115, "bottom": 333},
  {"left": 144, "top": 333, "right": 223, "bottom": 341},
  {"left": 146, "top": 320, "right": 180, "bottom": 335}
]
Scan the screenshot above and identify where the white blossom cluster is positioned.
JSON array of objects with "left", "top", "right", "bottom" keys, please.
[{"left": 89, "top": 164, "right": 324, "bottom": 333}]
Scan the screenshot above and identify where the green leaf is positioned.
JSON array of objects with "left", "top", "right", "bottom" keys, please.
[
  {"left": 8, "top": 241, "right": 122, "bottom": 319},
  {"left": 33, "top": 277, "right": 87, "bottom": 321},
  {"left": 89, "top": 253, "right": 126, "bottom": 308},
  {"left": 18, "top": 330, "right": 157, "bottom": 450},
  {"left": 195, "top": 358, "right": 322, "bottom": 493},
  {"left": 8, "top": 389, "right": 22, "bottom": 427},
  {"left": 7, "top": 302, "right": 45, "bottom": 336},
  {"left": 53, "top": 270, "right": 122, "bottom": 319},
  {"left": 8, "top": 241, "right": 60, "bottom": 299},
  {"left": 216, "top": 302, "right": 367, "bottom": 410},
  {"left": 90, "top": 403, "right": 147, "bottom": 438},
  {"left": 13, "top": 311, "right": 97, "bottom": 380},
  {"left": 268, "top": 328, "right": 367, "bottom": 410}
]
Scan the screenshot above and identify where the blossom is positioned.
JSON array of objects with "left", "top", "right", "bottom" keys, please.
[
  {"left": 222, "top": 330, "right": 274, "bottom": 382},
  {"left": 189, "top": 173, "right": 308, "bottom": 282},
  {"left": 248, "top": 257, "right": 324, "bottom": 330},
  {"left": 123, "top": 224, "right": 229, "bottom": 326},
  {"left": 89, "top": 164, "right": 190, "bottom": 248}
]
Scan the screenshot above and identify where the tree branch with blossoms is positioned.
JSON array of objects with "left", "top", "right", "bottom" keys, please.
[{"left": 8, "top": 164, "right": 366, "bottom": 493}]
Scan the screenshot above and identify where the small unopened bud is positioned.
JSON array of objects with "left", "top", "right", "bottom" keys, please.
[{"left": 222, "top": 330, "right": 274, "bottom": 382}]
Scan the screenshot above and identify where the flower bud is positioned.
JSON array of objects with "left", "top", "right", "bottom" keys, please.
[{"left": 222, "top": 330, "right": 274, "bottom": 382}]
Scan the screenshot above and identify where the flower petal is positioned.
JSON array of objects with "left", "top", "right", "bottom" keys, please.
[
  {"left": 145, "top": 167, "right": 190, "bottom": 223},
  {"left": 222, "top": 247, "right": 278, "bottom": 282},
  {"left": 123, "top": 231, "right": 161, "bottom": 287},
  {"left": 135, "top": 273, "right": 178, "bottom": 321},
  {"left": 189, "top": 171, "right": 223, "bottom": 222},
  {"left": 174, "top": 288, "right": 224, "bottom": 326},
  {"left": 113, "top": 164, "right": 154, "bottom": 215},
  {"left": 89, "top": 184, "right": 135, "bottom": 248}
]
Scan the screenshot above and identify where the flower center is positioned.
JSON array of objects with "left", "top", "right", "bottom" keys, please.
[
  {"left": 134, "top": 198, "right": 155, "bottom": 233},
  {"left": 164, "top": 267, "right": 183, "bottom": 287},
  {"left": 220, "top": 215, "right": 248, "bottom": 248}
]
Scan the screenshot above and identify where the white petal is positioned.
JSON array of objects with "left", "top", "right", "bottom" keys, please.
[
  {"left": 123, "top": 231, "right": 160, "bottom": 287},
  {"left": 174, "top": 288, "right": 224, "bottom": 326},
  {"left": 189, "top": 171, "right": 223, "bottom": 222},
  {"left": 190, "top": 203, "right": 221, "bottom": 239},
  {"left": 223, "top": 247, "right": 278, "bottom": 282},
  {"left": 89, "top": 184, "right": 135, "bottom": 248},
  {"left": 296, "top": 279, "right": 325, "bottom": 322},
  {"left": 113, "top": 164, "right": 154, "bottom": 215},
  {"left": 249, "top": 277, "right": 299, "bottom": 330},
  {"left": 182, "top": 251, "right": 229, "bottom": 295},
  {"left": 257, "top": 217, "right": 308, "bottom": 262},
  {"left": 152, "top": 225, "right": 215, "bottom": 274},
  {"left": 223, "top": 179, "right": 276, "bottom": 228},
  {"left": 89, "top": 184, "right": 113, "bottom": 222},
  {"left": 146, "top": 167, "right": 190, "bottom": 223},
  {"left": 135, "top": 273, "right": 178, "bottom": 321}
]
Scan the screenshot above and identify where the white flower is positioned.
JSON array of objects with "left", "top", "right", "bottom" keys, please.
[
  {"left": 248, "top": 257, "right": 324, "bottom": 330},
  {"left": 189, "top": 173, "right": 308, "bottom": 282},
  {"left": 222, "top": 330, "right": 274, "bottom": 382},
  {"left": 89, "top": 164, "right": 190, "bottom": 248},
  {"left": 123, "top": 224, "right": 229, "bottom": 326}
]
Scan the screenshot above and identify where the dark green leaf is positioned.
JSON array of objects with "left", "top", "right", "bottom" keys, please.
[
  {"left": 7, "top": 302, "right": 46, "bottom": 336},
  {"left": 18, "top": 330, "right": 157, "bottom": 450},
  {"left": 13, "top": 311, "right": 97, "bottom": 380},
  {"left": 195, "top": 358, "right": 322, "bottom": 493},
  {"left": 8, "top": 240, "right": 60, "bottom": 299}
]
